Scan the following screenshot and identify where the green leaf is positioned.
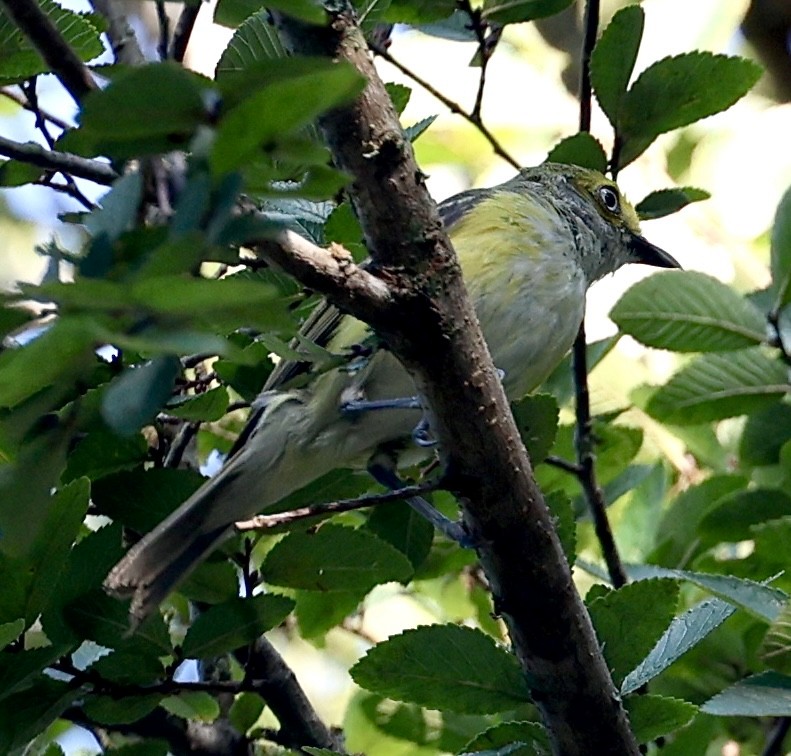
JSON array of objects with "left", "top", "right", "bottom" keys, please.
[
  {"left": 618, "top": 53, "right": 762, "bottom": 166},
  {"left": 461, "top": 721, "right": 550, "bottom": 754},
  {"left": 211, "top": 62, "right": 365, "bottom": 174},
  {"left": 383, "top": 0, "right": 456, "bottom": 24},
  {"left": 350, "top": 624, "right": 530, "bottom": 714},
  {"left": 621, "top": 597, "right": 735, "bottom": 694},
  {"left": 624, "top": 693, "right": 697, "bottom": 744},
  {"left": 262, "top": 0, "right": 326, "bottom": 23},
  {"left": 386, "top": 82, "right": 411, "bottom": 115},
  {"left": 740, "top": 403, "right": 791, "bottom": 466},
  {"left": 646, "top": 349, "right": 789, "bottom": 425},
  {"left": 511, "top": 393, "right": 559, "bottom": 464},
  {"left": 761, "top": 600, "right": 791, "bottom": 674},
  {"left": 0, "top": 159, "right": 42, "bottom": 187},
  {"left": 587, "top": 579, "right": 679, "bottom": 687},
  {"left": 635, "top": 187, "right": 710, "bottom": 220},
  {"left": 84, "top": 693, "right": 162, "bottom": 725},
  {"left": 590, "top": 4, "right": 644, "bottom": 126},
  {"left": 229, "top": 691, "right": 265, "bottom": 734},
  {"left": 770, "top": 183, "right": 791, "bottom": 309},
  {"left": 294, "top": 589, "right": 363, "bottom": 639},
  {"left": 261, "top": 524, "right": 413, "bottom": 591},
  {"left": 102, "top": 355, "right": 181, "bottom": 436},
  {"left": 698, "top": 489, "right": 791, "bottom": 548},
  {"left": 481, "top": 0, "right": 573, "bottom": 25},
  {"left": 0, "top": 644, "right": 73, "bottom": 703},
  {"left": 91, "top": 650, "right": 164, "bottom": 685},
  {"left": 0, "top": 619, "right": 23, "bottom": 650},
  {"left": 702, "top": 672, "right": 791, "bottom": 716},
  {"left": 365, "top": 502, "right": 434, "bottom": 571},
  {"left": 161, "top": 691, "right": 221, "bottom": 722},
  {"left": 627, "top": 564, "right": 787, "bottom": 623},
  {"left": 181, "top": 594, "right": 294, "bottom": 658},
  {"left": 545, "top": 132, "right": 608, "bottom": 173},
  {"left": 0, "top": 678, "right": 80, "bottom": 751},
  {"left": 611, "top": 271, "right": 766, "bottom": 352},
  {"left": 63, "top": 589, "right": 171, "bottom": 655},
  {"left": 216, "top": 9, "right": 285, "bottom": 74},
  {"left": 167, "top": 387, "right": 230, "bottom": 422},
  {"left": 63, "top": 429, "right": 148, "bottom": 483},
  {"left": 0, "top": 318, "right": 96, "bottom": 409},
  {"left": 91, "top": 468, "right": 204, "bottom": 533},
  {"left": 73, "top": 62, "right": 210, "bottom": 158},
  {"left": 0, "top": 0, "right": 102, "bottom": 85}
]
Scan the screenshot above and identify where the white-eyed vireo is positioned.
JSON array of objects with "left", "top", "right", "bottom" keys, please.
[{"left": 106, "top": 162, "right": 680, "bottom": 622}]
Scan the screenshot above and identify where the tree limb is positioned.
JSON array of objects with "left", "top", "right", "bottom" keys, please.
[
  {"left": 270, "top": 8, "right": 639, "bottom": 755},
  {"left": 0, "top": 0, "right": 97, "bottom": 105},
  {"left": 0, "top": 135, "right": 118, "bottom": 184}
]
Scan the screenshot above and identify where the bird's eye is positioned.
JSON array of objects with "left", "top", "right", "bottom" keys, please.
[{"left": 598, "top": 186, "right": 620, "bottom": 214}]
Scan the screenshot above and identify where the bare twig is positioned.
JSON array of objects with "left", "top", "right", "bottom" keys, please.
[
  {"left": 762, "top": 717, "right": 791, "bottom": 756},
  {"left": 573, "top": 0, "right": 627, "bottom": 589},
  {"left": 0, "top": 0, "right": 97, "bottom": 105},
  {"left": 235, "top": 480, "right": 440, "bottom": 531},
  {"left": 155, "top": 0, "right": 170, "bottom": 60},
  {"left": 90, "top": 0, "right": 146, "bottom": 65},
  {"left": 0, "top": 135, "right": 118, "bottom": 184},
  {"left": 171, "top": 3, "right": 201, "bottom": 63},
  {"left": 369, "top": 40, "right": 519, "bottom": 170}
]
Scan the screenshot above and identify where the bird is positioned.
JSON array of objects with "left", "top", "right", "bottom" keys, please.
[{"left": 105, "top": 162, "right": 680, "bottom": 624}]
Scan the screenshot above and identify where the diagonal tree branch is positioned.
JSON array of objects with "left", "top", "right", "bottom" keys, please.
[
  {"left": 0, "top": 0, "right": 98, "bottom": 106},
  {"left": 269, "top": 8, "right": 639, "bottom": 755},
  {"left": 0, "top": 135, "right": 118, "bottom": 184}
]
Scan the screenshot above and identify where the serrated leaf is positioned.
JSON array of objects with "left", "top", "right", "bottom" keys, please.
[
  {"left": 626, "top": 564, "right": 787, "bottom": 623},
  {"left": 545, "top": 133, "right": 607, "bottom": 173},
  {"left": 0, "top": 619, "right": 24, "bottom": 650},
  {"left": 621, "top": 597, "right": 735, "bottom": 694},
  {"left": 698, "top": 488, "right": 791, "bottom": 549},
  {"left": 350, "top": 624, "right": 530, "bottom": 713},
  {"left": 181, "top": 594, "right": 294, "bottom": 658},
  {"left": 624, "top": 693, "right": 697, "bottom": 744},
  {"left": 261, "top": 524, "right": 413, "bottom": 591},
  {"left": 216, "top": 9, "right": 285, "bottom": 74},
  {"left": 618, "top": 53, "right": 762, "bottom": 167},
  {"left": 770, "top": 184, "right": 791, "bottom": 309},
  {"left": 102, "top": 355, "right": 181, "bottom": 436},
  {"left": 761, "top": 600, "right": 791, "bottom": 674},
  {"left": 611, "top": 271, "right": 766, "bottom": 352},
  {"left": 481, "top": 0, "right": 572, "bottom": 25},
  {"left": 702, "top": 672, "right": 791, "bottom": 716},
  {"left": 646, "top": 349, "right": 789, "bottom": 425},
  {"left": 386, "top": 82, "right": 411, "bottom": 114},
  {"left": 253, "top": 0, "right": 325, "bottom": 23},
  {"left": 590, "top": 5, "right": 644, "bottom": 126},
  {"left": 635, "top": 187, "right": 710, "bottom": 220},
  {"left": 405, "top": 114, "right": 437, "bottom": 143},
  {"left": 294, "top": 589, "right": 362, "bottom": 639},
  {"left": 0, "top": 0, "right": 102, "bottom": 85},
  {"left": 383, "top": 0, "right": 456, "bottom": 24},
  {"left": 461, "top": 721, "right": 550, "bottom": 754},
  {"left": 229, "top": 691, "right": 265, "bottom": 734},
  {"left": 587, "top": 579, "right": 679, "bottom": 687},
  {"left": 0, "top": 644, "right": 72, "bottom": 703}
]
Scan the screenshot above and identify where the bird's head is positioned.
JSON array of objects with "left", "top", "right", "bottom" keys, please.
[{"left": 524, "top": 163, "right": 681, "bottom": 278}]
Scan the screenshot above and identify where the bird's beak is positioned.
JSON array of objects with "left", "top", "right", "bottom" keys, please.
[{"left": 629, "top": 234, "right": 681, "bottom": 269}]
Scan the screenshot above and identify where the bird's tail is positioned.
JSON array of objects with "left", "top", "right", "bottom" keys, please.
[{"left": 105, "top": 393, "right": 316, "bottom": 627}]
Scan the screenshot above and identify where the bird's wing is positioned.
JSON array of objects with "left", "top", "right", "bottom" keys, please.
[{"left": 437, "top": 186, "right": 493, "bottom": 231}]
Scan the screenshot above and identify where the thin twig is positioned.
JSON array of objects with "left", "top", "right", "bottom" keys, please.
[
  {"left": 762, "top": 717, "right": 791, "bottom": 756},
  {"left": 235, "top": 480, "right": 440, "bottom": 531},
  {"left": 0, "top": 135, "right": 119, "bottom": 184},
  {"left": 544, "top": 455, "right": 583, "bottom": 476},
  {"left": 155, "top": 0, "right": 170, "bottom": 60},
  {"left": 369, "top": 40, "right": 519, "bottom": 171},
  {"left": 0, "top": 0, "right": 97, "bottom": 105},
  {"left": 171, "top": 3, "right": 201, "bottom": 63},
  {"left": 163, "top": 421, "right": 199, "bottom": 469},
  {"left": 572, "top": 0, "right": 628, "bottom": 589}
]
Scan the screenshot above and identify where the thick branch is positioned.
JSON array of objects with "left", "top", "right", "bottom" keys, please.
[
  {"left": 0, "top": 135, "right": 118, "bottom": 184},
  {"left": 272, "top": 8, "right": 638, "bottom": 755},
  {"left": 0, "top": 0, "right": 97, "bottom": 105},
  {"left": 90, "top": 0, "right": 146, "bottom": 66}
]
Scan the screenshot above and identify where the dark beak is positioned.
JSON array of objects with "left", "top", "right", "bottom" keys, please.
[{"left": 629, "top": 234, "right": 681, "bottom": 269}]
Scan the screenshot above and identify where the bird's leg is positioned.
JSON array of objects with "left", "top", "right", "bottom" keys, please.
[
  {"left": 341, "top": 391, "right": 438, "bottom": 448},
  {"left": 367, "top": 453, "right": 475, "bottom": 548}
]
